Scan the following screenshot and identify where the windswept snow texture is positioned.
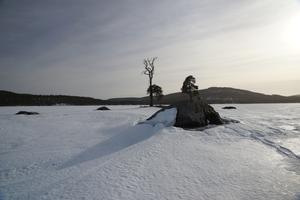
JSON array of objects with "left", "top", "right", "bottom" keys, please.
[{"left": 0, "top": 104, "right": 299, "bottom": 200}]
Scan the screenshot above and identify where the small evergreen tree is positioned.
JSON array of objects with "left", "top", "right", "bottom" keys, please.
[
  {"left": 147, "top": 84, "right": 163, "bottom": 105},
  {"left": 181, "top": 75, "right": 198, "bottom": 102}
]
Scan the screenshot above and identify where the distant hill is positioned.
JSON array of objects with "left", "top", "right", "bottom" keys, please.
[
  {"left": 109, "top": 87, "right": 300, "bottom": 104},
  {"left": 1, "top": 87, "right": 300, "bottom": 106},
  {"left": 290, "top": 94, "right": 300, "bottom": 98},
  {"left": 0, "top": 90, "right": 108, "bottom": 106}
]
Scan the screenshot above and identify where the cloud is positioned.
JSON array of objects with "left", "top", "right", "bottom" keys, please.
[{"left": 0, "top": 0, "right": 300, "bottom": 98}]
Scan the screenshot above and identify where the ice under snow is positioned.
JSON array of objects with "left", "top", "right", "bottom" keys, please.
[{"left": 0, "top": 104, "right": 299, "bottom": 200}]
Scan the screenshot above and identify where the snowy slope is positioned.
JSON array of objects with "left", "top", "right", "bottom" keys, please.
[{"left": 0, "top": 105, "right": 299, "bottom": 200}]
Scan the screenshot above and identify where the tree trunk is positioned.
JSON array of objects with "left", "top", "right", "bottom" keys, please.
[{"left": 149, "top": 77, "right": 153, "bottom": 107}]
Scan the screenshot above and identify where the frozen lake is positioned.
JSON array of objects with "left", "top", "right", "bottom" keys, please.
[{"left": 0, "top": 104, "right": 299, "bottom": 200}]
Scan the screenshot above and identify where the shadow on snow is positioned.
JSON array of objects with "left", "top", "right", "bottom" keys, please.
[{"left": 59, "top": 124, "right": 157, "bottom": 169}]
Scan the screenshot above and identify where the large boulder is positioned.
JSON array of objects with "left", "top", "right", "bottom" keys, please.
[{"left": 173, "top": 98, "right": 223, "bottom": 128}]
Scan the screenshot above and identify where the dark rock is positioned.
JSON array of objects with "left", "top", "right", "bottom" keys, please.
[
  {"left": 96, "top": 106, "right": 110, "bottom": 111},
  {"left": 173, "top": 98, "right": 223, "bottom": 128},
  {"left": 222, "top": 106, "right": 236, "bottom": 109},
  {"left": 15, "top": 111, "right": 39, "bottom": 115},
  {"left": 204, "top": 104, "right": 224, "bottom": 125}
]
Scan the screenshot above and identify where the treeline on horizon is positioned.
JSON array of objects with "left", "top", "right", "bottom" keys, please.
[
  {"left": 1, "top": 88, "right": 300, "bottom": 106},
  {"left": 0, "top": 91, "right": 108, "bottom": 106}
]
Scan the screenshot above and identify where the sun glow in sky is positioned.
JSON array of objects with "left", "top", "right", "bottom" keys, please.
[
  {"left": 282, "top": 12, "right": 300, "bottom": 49},
  {"left": 0, "top": 0, "right": 300, "bottom": 98}
]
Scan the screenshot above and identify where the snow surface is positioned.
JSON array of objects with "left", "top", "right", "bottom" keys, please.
[{"left": 0, "top": 104, "right": 299, "bottom": 200}]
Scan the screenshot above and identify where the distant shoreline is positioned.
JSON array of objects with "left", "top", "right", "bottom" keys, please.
[{"left": 1, "top": 87, "right": 300, "bottom": 106}]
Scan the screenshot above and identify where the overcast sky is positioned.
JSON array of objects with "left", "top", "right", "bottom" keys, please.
[{"left": 1, "top": 0, "right": 300, "bottom": 98}]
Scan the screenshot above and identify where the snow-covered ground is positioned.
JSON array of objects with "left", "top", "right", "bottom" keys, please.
[{"left": 0, "top": 104, "right": 299, "bottom": 200}]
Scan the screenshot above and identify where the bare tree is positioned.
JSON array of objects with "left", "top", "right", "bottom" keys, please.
[{"left": 143, "top": 57, "right": 157, "bottom": 107}]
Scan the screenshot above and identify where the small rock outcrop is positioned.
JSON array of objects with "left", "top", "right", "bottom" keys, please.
[
  {"left": 222, "top": 106, "right": 236, "bottom": 110},
  {"left": 96, "top": 106, "right": 110, "bottom": 111},
  {"left": 15, "top": 111, "right": 39, "bottom": 115},
  {"left": 173, "top": 98, "right": 223, "bottom": 128}
]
